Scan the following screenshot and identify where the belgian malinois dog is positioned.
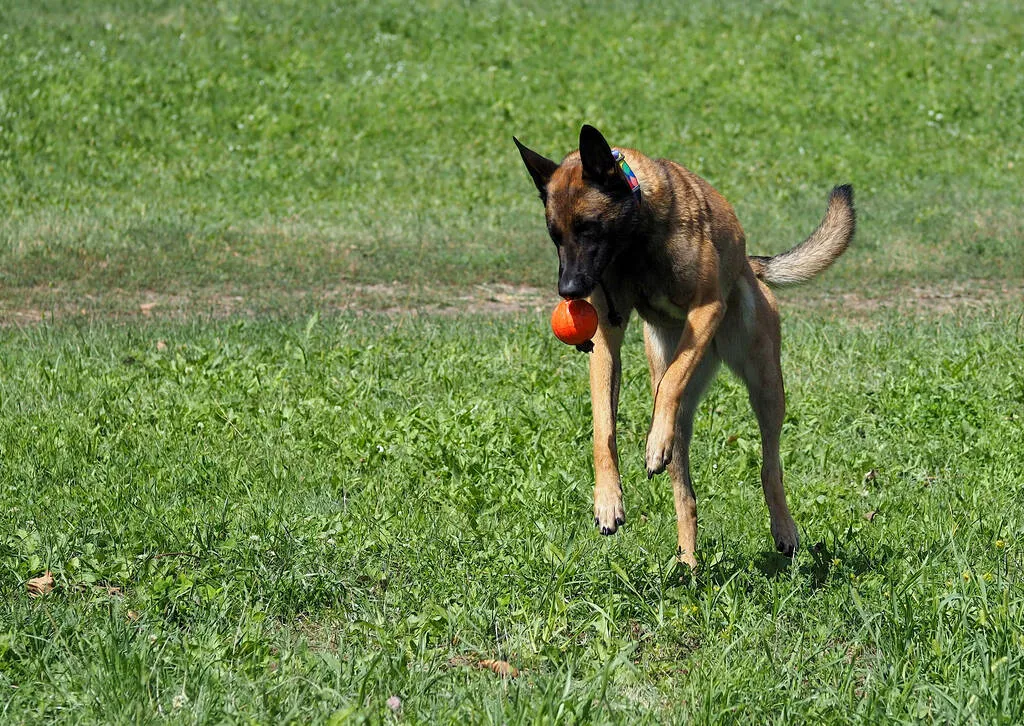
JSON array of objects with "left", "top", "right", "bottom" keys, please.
[{"left": 514, "top": 125, "right": 855, "bottom": 568}]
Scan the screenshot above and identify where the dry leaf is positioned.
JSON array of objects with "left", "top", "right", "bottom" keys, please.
[
  {"left": 126, "top": 610, "right": 141, "bottom": 622},
  {"left": 863, "top": 469, "right": 878, "bottom": 484},
  {"left": 26, "top": 571, "right": 55, "bottom": 597},
  {"left": 725, "top": 434, "right": 739, "bottom": 445},
  {"left": 863, "top": 510, "right": 878, "bottom": 522},
  {"left": 447, "top": 654, "right": 520, "bottom": 678},
  {"left": 140, "top": 302, "right": 157, "bottom": 315},
  {"left": 478, "top": 659, "right": 519, "bottom": 678},
  {"left": 156, "top": 340, "right": 167, "bottom": 351}
]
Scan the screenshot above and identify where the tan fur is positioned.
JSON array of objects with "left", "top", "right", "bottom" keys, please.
[
  {"left": 515, "top": 128, "right": 854, "bottom": 568},
  {"left": 749, "top": 185, "right": 855, "bottom": 287}
]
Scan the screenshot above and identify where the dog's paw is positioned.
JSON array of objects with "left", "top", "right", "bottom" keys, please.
[
  {"left": 645, "top": 420, "right": 674, "bottom": 477},
  {"left": 771, "top": 516, "right": 799, "bottom": 557},
  {"left": 676, "top": 546, "right": 698, "bottom": 571},
  {"left": 594, "top": 487, "right": 625, "bottom": 535}
]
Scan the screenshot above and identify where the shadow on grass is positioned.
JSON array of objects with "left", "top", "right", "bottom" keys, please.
[
  {"left": 656, "top": 532, "right": 895, "bottom": 594},
  {"left": 753, "top": 538, "right": 895, "bottom": 590}
]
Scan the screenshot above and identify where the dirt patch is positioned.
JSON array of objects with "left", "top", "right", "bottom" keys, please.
[
  {"left": 0, "top": 282, "right": 553, "bottom": 326},
  {"left": 790, "top": 279, "right": 1023, "bottom": 321},
  {"left": 1, "top": 280, "right": 1019, "bottom": 327},
  {"left": 315, "top": 282, "right": 550, "bottom": 316}
]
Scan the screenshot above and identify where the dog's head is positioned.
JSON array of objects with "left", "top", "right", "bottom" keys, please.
[{"left": 514, "top": 125, "right": 640, "bottom": 300}]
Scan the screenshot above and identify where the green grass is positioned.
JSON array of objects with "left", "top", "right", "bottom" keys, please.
[
  {"left": 2, "top": 0, "right": 1023, "bottom": 722},
  {"left": 2, "top": 310, "right": 1023, "bottom": 722},
  {"left": 1, "top": 0, "right": 1023, "bottom": 313}
]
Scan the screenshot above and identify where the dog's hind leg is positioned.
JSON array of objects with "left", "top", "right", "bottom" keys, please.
[
  {"left": 645, "top": 323, "right": 720, "bottom": 569},
  {"left": 717, "top": 277, "right": 799, "bottom": 556}
]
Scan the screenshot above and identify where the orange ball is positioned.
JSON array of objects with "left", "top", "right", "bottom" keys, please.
[{"left": 550, "top": 299, "right": 599, "bottom": 345}]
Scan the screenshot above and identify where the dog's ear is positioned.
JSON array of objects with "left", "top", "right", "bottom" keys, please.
[
  {"left": 579, "top": 125, "right": 623, "bottom": 189},
  {"left": 514, "top": 137, "right": 558, "bottom": 202}
]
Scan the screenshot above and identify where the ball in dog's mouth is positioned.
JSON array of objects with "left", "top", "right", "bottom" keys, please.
[{"left": 551, "top": 298, "right": 598, "bottom": 346}]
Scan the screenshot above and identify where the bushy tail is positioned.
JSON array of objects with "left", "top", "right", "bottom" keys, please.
[{"left": 749, "top": 185, "right": 855, "bottom": 287}]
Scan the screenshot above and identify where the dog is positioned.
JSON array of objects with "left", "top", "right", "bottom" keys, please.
[{"left": 514, "top": 125, "right": 855, "bottom": 568}]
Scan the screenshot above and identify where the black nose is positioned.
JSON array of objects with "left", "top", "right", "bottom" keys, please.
[{"left": 558, "top": 276, "right": 590, "bottom": 300}]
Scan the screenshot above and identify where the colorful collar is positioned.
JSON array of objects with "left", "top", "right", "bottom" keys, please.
[{"left": 612, "top": 149, "right": 641, "bottom": 203}]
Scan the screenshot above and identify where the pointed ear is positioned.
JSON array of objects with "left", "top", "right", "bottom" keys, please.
[
  {"left": 579, "top": 125, "right": 620, "bottom": 186},
  {"left": 513, "top": 137, "right": 558, "bottom": 201}
]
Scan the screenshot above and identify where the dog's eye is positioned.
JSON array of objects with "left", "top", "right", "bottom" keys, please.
[{"left": 573, "top": 220, "right": 602, "bottom": 238}]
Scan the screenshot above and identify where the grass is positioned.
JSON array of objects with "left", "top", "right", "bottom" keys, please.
[
  {"left": 2, "top": 0, "right": 1023, "bottom": 722},
  {"left": 1, "top": 0, "right": 1023, "bottom": 315},
  {"left": 2, "top": 310, "right": 1023, "bottom": 722}
]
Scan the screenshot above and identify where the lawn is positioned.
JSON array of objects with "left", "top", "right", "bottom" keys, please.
[
  {"left": 1, "top": 0, "right": 1023, "bottom": 723},
  {"left": 1, "top": 0, "right": 1022, "bottom": 314},
  {"left": 2, "top": 312, "right": 1023, "bottom": 722}
]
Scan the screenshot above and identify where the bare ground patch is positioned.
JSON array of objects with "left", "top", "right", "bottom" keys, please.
[
  {"left": 0, "top": 282, "right": 551, "bottom": 326},
  {"left": 1, "top": 279, "right": 1019, "bottom": 327},
  {"left": 788, "top": 279, "right": 1023, "bottom": 322}
]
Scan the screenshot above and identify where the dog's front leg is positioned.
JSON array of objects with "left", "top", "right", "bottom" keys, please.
[
  {"left": 588, "top": 296, "right": 628, "bottom": 535},
  {"left": 645, "top": 298, "right": 724, "bottom": 477}
]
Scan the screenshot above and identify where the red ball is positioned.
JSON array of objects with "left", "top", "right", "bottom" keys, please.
[{"left": 550, "top": 299, "right": 599, "bottom": 345}]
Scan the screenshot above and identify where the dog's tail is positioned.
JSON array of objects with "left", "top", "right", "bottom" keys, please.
[{"left": 749, "top": 185, "right": 855, "bottom": 288}]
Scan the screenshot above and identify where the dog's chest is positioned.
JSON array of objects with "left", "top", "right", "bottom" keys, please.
[
  {"left": 623, "top": 240, "right": 702, "bottom": 327},
  {"left": 633, "top": 286, "right": 690, "bottom": 326}
]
